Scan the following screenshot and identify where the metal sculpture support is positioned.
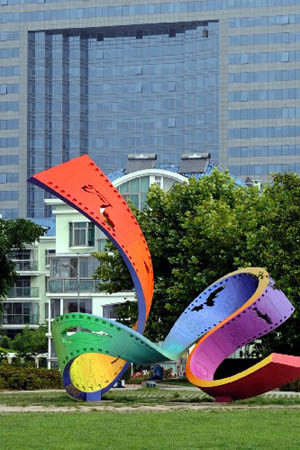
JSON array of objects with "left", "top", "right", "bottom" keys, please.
[{"left": 29, "top": 155, "right": 300, "bottom": 402}]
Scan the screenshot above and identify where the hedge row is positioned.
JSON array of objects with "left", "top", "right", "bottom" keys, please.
[
  {"left": 0, "top": 363, "right": 299, "bottom": 392},
  {"left": 0, "top": 365, "right": 63, "bottom": 390}
]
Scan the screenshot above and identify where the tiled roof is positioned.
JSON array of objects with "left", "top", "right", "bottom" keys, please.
[
  {"left": 108, "top": 168, "right": 126, "bottom": 182},
  {"left": 29, "top": 217, "right": 56, "bottom": 236},
  {"left": 107, "top": 163, "right": 245, "bottom": 185}
]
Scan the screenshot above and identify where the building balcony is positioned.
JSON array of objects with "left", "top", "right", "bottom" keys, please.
[
  {"left": 8, "top": 287, "right": 39, "bottom": 298},
  {"left": 48, "top": 278, "right": 101, "bottom": 294},
  {"left": 13, "top": 260, "right": 38, "bottom": 272},
  {"left": 1, "top": 314, "right": 39, "bottom": 326}
]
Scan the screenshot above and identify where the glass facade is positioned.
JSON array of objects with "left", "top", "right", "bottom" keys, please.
[
  {"left": 228, "top": 50, "right": 300, "bottom": 65},
  {"left": 1, "top": 0, "right": 300, "bottom": 216},
  {"left": 229, "top": 145, "right": 300, "bottom": 158},
  {"left": 27, "top": 22, "right": 219, "bottom": 216},
  {"left": 229, "top": 69, "right": 300, "bottom": 83},
  {"left": 228, "top": 88, "right": 300, "bottom": 102},
  {"left": 230, "top": 163, "right": 300, "bottom": 176},
  {"left": 2, "top": 1, "right": 300, "bottom": 19}
]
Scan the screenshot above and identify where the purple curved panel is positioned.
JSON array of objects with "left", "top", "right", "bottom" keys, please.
[
  {"left": 162, "top": 273, "right": 259, "bottom": 354},
  {"left": 189, "top": 278, "right": 294, "bottom": 381}
]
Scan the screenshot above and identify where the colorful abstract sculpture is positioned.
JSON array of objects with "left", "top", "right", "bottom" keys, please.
[{"left": 29, "top": 156, "right": 300, "bottom": 402}]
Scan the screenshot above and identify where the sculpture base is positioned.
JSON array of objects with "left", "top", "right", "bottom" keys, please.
[{"left": 215, "top": 396, "right": 233, "bottom": 403}]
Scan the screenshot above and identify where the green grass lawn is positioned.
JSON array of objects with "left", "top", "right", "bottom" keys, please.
[{"left": 0, "top": 410, "right": 300, "bottom": 450}]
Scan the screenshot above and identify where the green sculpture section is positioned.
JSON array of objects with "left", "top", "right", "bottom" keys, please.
[{"left": 53, "top": 313, "right": 177, "bottom": 368}]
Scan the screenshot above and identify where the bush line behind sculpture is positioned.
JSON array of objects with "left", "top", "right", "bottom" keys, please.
[{"left": 28, "top": 155, "right": 300, "bottom": 402}]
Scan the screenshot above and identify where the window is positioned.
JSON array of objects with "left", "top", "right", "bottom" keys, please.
[
  {"left": 0, "top": 191, "right": 18, "bottom": 201},
  {"left": 168, "top": 117, "right": 176, "bottom": 128},
  {"left": 9, "top": 250, "right": 32, "bottom": 270},
  {"left": 50, "top": 256, "right": 98, "bottom": 279},
  {"left": 9, "top": 249, "right": 31, "bottom": 261},
  {"left": 3, "top": 302, "right": 39, "bottom": 325},
  {"left": 69, "top": 222, "right": 95, "bottom": 247},
  {"left": 241, "top": 54, "right": 248, "bottom": 64},
  {"left": 0, "top": 48, "right": 19, "bottom": 59},
  {"left": 0, "top": 173, "right": 18, "bottom": 183},
  {"left": 168, "top": 81, "right": 176, "bottom": 92},
  {"left": 10, "top": 276, "right": 37, "bottom": 297},
  {"left": 45, "top": 249, "right": 55, "bottom": 266},
  {"left": 97, "top": 238, "right": 107, "bottom": 252},
  {"left": 241, "top": 92, "right": 248, "bottom": 102},
  {"left": 51, "top": 299, "right": 60, "bottom": 318},
  {"left": 0, "top": 208, "right": 18, "bottom": 218},
  {"left": 45, "top": 302, "right": 49, "bottom": 320},
  {"left": 150, "top": 177, "right": 160, "bottom": 190},
  {"left": 135, "top": 83, "right": 142, "bottom": 93},
  {"left": 63, "top": 298, "right": 92, "bottom": 314},
  {"left": 103, "top": 303, "right": 120, "bottom": 319},
  {"left": 50, "top": 340, "right": 57, "bottom": 359},
  {"left": 119, "top": 176, "right": 149, "bottom": 210}
]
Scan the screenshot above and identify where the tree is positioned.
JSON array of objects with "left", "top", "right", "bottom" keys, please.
[
  {"left": 0, "top": 218, "right": 44, "bottom": 323},
  {"left": 93, "top": 170, "right": 300, "bottom": 355},
  {"left": 0, "top": 335, "right": 12, "bottom": 350},
  {"left": 94, "top": 170, "right": 260, "bottom": 340},
  {"left": 11, "top": 325, "right": 48, "bottom": 357},
  {"left": 0, "top": 218, "right": 44, "bottom": 316},
  {"left": 236, "top": 172, "right": 300, "bottom": 356}
]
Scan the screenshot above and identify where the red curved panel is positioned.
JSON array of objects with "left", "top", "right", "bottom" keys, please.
[
  {"left": 203, "top": 354, "right": 300, "bottom": 402},
  {"left": 29, "top": 155, "right": 154, "bottom": 398},
  {"left": 29, "top": 155, "right": 154, "bottom": 327}
]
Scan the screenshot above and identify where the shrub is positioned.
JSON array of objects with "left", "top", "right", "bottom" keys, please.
[
  {"left": 164, "top": 368, "right": 175, "bottom": 379},
  {"left": 127, "top": 374, "right": 149, "bottom": 384},
  {"left": 0, "top": 365, "right": 63, "bottom": 390},
  {"left": 280, "top": 377, "right": 300, "bottom": 392},
  {"left": 0, "top": 351, "right": 8, "bottom": 364}
]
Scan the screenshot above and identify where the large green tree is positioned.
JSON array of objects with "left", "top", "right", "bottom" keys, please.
[
  {"left": 0, "top": 218, "right": 45, "bottom": 313},
  {"left": 236, "top": 173, "right": 300, "bottom": 356},
  {"left": 11, "top": 325, "right": 48, "bottom": 356},
  {"left": 93, "top": 170, "right": 300, "bottom": 355},
  {"left": 94, "top": 171, "right": 258, "bottom": 339}
]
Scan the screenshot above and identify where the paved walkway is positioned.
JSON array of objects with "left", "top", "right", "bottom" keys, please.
[
  {"left": 1, "top": 385, "right": 300, "bottom": 396},
  {"left": 159, "top": 385, "right": 300, "bottom": 397},
  {"left": 0, "top": 403, "right": 300, "bottom": 413}
]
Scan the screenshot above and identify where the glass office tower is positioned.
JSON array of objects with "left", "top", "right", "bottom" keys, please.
[
  {"left": 1, "top": 1, "right": 300, "bottom": 217},
  {"left": 27, "top": 23, "right": 219, "bottom": 216}
]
